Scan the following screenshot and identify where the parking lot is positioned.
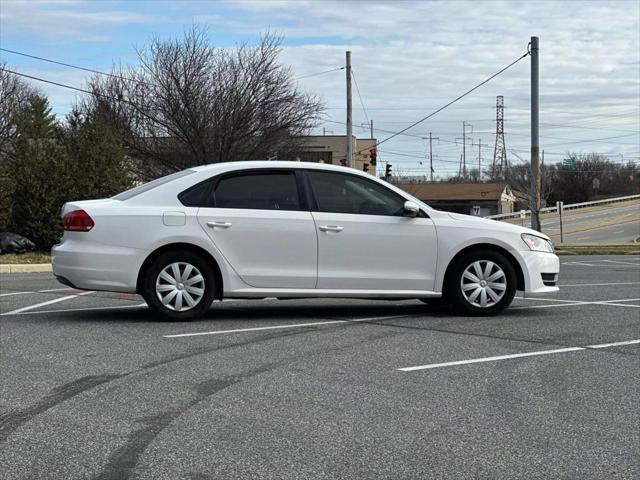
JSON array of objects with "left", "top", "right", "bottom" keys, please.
[{"left": 1, "top": 255, "right": 639, "bottom": 479}]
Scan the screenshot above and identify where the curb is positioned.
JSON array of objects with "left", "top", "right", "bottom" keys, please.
[{"left": 0, "top": 263, "right": 53, "bottom": 274}]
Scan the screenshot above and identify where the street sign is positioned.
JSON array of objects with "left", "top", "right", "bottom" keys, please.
[
  {"left": 520, "top": 210, "right": 526, "bottom": 218},
  {"left": 563, "top": 158, "right": 576, "bottom": 168},
  {"left": 472, "top": 206, "right": 480, "bottom": 216}
]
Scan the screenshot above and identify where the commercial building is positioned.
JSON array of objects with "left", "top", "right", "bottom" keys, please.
[{"left": 292, "top": 135, "right": 377, "bottom": 174}]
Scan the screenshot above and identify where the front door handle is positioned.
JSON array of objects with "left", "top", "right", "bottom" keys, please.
[
  {"left": 319, "top": 225, "right": 344, "bottom": 233},
  {"left": 206, "top": 221, "right": 232, "bottom": 229}
]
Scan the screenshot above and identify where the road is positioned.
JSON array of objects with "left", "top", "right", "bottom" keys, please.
[
  {"left": 507, "top": 200, "right": 640, "bottom": 244},
  {"left": 1, "top": 256, "right": 639, "bottom": 479}
]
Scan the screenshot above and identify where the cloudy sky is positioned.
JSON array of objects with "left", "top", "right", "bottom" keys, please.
[{"left": 1, "top": 0, "right": 638, "bottom": 177}]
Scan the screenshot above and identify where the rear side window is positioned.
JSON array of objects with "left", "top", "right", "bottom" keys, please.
[
  {"left": 178, "top": 180, "right": 211, "bottom": 207},
  {"left": 113, "top": 170, "right": 195, "bottom": 201},
  {"left": 307, "top": 171, "right": 405, "bottom": 216},
  {"left": 212, "top": 172, "right": 301, "bottom": 211}
]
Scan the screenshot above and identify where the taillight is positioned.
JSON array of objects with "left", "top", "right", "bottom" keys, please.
[{"left": 63, "top": 209, "right": 95, "bottom": 232}]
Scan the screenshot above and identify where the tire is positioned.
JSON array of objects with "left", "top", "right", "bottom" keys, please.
[
  {"left": 142, "top": 250, "right": 216, "bottom": 321},
  {"left": 447, "top": 249, "right": 516, "bottom": 316}
]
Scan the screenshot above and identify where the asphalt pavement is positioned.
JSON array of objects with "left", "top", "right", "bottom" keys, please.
[
  {"left": 1, "top": 255, "right": 639, "bottom": 479},
  {"left": 539, "top": 200, "right": 640, "bottom": 244}
]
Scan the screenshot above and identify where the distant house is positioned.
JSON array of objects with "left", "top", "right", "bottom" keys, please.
[{"left": 394, "top": 182, "right": 516, "bottom": 217}]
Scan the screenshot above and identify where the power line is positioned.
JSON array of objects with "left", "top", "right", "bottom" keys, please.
[
  {"left": 294, "top": 66, "right": 345, "bottom": 80},
  {"left": 0, "top": 46, "right": 342, "bottom": 86},
  {"left": 350, "top": 69, "right": 370, "bottom": 124},
  {"left": 0, "top": 47, "right": 146, "bottom": 85},
  {"left": 363, "top": 50, "right": 530, "bottom": 151}
]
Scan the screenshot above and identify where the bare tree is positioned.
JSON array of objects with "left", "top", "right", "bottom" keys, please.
[
  {"left": 0, "top": 63, "right": 35, "bottom": 156},
  {"left": 84, "top": 27, "right": 323, "bottom": 178},
  {"left": 501, "top": 152, "right": 555, "bottom": 229}
]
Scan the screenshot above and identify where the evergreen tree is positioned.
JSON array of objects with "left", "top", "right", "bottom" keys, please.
[
  {"left": 8, "top": 95, "right": 67, "bottom": 248},
  {"left": 63, "top": 108, "right": 134, "bottom": 202}
]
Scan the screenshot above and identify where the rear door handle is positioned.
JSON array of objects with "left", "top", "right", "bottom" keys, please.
[
  {"left": 206, "top": 221, "right": 232, "bottom": 229},
  {"left": 319, "top": 225, "right": 344, "bottom": 233}
]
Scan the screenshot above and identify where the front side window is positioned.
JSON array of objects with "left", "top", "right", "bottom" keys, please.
[
  {"left": 212, "top": 172, "right": 301, "bottom": 211},
  {"left": 307, "top": 171, "right": 405, "bottom": 216}
]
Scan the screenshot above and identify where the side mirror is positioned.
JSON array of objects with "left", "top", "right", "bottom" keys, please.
[{"left": 403, "top": 201, "right": 420, "bottom": 218}]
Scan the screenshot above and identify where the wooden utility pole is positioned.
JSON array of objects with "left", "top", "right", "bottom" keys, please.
[
  {"left": 428, "top": 132, "right": 439, "bottom": 182},
  {"left": 530, "top": 36, "right": 541, "bottom": 231},
  {"left": 346, "top": 51, "right": 353, "bottom": 168}
]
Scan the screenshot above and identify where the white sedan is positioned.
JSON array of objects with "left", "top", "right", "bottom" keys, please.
[{"left": 52, "top": 161, "right": 559, "bottom": 320}]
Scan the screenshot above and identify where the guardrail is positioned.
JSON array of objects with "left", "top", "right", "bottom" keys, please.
[{"left": 485, "top": 194, "right": 640, "bottom": 221}]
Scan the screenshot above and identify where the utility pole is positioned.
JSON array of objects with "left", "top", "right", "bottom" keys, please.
[
  {"left": 428, "top": 132, "right": 439, "bottom": 182},
  {"left": 478, "top": 138, "right": 482, "bottom": 181},
  {"left": 370, "top": 120, "right": 374, "bottom": 140},
  {"left": 530, "top": 36, "right": 541, "bottom": 231},
  {"left": 346, "top": 51, "right": 353, "bottom": 168},
  {"left": 462, "top": 121, "right": 467, "bottom": 179}
]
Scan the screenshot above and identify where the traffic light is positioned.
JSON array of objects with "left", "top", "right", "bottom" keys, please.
[
  {"left": 340, "top": 159, "right": 347, "bottom": 166},
  {"left": 385, "top": 163, "right": 392, "bottom": 178},
  {"left": 369, "top": 148, "right": 377, "bottom": 166},
  {"left": 363, "top": 163, "right": 369, "bottom": 173}
]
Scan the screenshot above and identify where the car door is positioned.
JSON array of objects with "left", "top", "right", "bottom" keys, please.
[
  {"left": 306, "top": 170, "right": 437, "bottom": 291},
  {"left": 196, "top": 169, "right": 317, "bottom": 289}
]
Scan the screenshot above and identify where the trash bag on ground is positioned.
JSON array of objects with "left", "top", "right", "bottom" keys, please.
[{"left": 0, "top": 232, "right": 37, "bottom": 254}]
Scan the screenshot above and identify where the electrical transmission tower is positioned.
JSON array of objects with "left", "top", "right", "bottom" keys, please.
[{"left": 492, "top": 95, "right": 508, "bottom": 179}]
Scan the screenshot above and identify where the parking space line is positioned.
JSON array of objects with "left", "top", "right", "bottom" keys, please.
[
  {"left": 398, "top": 339, "right": 640, "bottom": 372},
  {"left": 9, "top": 302, "right": 148, "bottom": 315},
  {"left": 164, "top": 314, "right": 411, "bottom": 338},
  {"left": 559, "top": 282, "right": 640, "bottom": 287},
  {"left": 511, "top": 297, "right": 640, "bottom": 310},
  {"left": 0, "top": 287, "right": 74, "bottom": 297},
  {"left": 1, "top": 291, "right": 94, "bottom": 316},
  {"left": 601, "top": 260, "right": 640, "bottom": 266}
]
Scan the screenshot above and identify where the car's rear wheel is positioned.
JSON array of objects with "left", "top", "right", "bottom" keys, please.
[
  {"left": 142, "top": 251, "right": 216, "bottom": 321},
  {"left": 447, "top": 249, "right": 516, "bottom": 316}
]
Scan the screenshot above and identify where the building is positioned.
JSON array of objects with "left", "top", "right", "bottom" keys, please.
[
  {"left": 394, "top": 182, "right": 516, "bottom": 217},
  {"left": 292, "top": 135, "right": 377, "bottom": 174}
]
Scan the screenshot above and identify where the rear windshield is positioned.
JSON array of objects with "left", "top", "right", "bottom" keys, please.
[{"left": 112, "top": 170, "right": 195, "bottom": 201}]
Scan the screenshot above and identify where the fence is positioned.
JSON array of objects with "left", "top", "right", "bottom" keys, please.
[{"left": 484, "top": 194, "right": 640, "bottom": 221}]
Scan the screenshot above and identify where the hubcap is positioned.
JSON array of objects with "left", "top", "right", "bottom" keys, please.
[
  {"left": 155, "top": 262, "right": 205, "bottom": 312},
  {"left": 460, "top": 260, "right": 507, "bottom": 308}
]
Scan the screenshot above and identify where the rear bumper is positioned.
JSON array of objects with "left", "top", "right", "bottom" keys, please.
[
  {"left": 52, "top": 238, "right": 145, "bottom": 293},
  {"left": 517, "top": 250, "right": 560, "bottom": 297}
]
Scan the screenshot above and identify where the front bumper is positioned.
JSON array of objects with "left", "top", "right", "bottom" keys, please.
[{"left": 517, "top": 250, "right": 560, "bottom": 297}]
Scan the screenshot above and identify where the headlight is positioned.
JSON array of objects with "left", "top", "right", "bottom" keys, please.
[{"left": 521, "top": 233, "right": 554, "bottom": 253}]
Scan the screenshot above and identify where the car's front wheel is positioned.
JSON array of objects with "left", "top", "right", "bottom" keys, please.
[
  {"left": 447, "top": 249, "right": 516, "bottom": 316},
  {"left": 142, "top": 251, "right": 216, "bottom": 321}
]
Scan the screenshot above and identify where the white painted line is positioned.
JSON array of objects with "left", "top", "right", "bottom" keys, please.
[
  {"left": 559, "top": 282, "right": 640, "bottom": 287},
  {"left": 0, "top": 287, "right": 74, "bottom": 297},
  {"left": 511, "top": 297, "right": 640, "bottom": 310},
  {"left": 398, "top": 339, "right": 640, "bottom": 372},
  {"left": 612, "top": 230, "right": 625, "bottom": 234},
  {"left": 1, "top": 291, "right": 94, "bottom": 316},
  {"left": 587, "top": 339, "right": 640, "bottom": 349},
  {"left": 0, "top": 291, "right": 31, "bottom": 297},
  {"left": 164, "top": 314, "right": 409, "bottom": 339},
  {"left": 398, "top": 347, "right": 585, "bottom": 371},
  {"left": 601, "top": 260, "right": 640, "bottom": 266},
  {"left": 9, "top": 302, "right": 147, "bottom": 315}
]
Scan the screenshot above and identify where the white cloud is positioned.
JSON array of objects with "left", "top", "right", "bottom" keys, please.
[{"left": 0, "top": 0, "right": 159, "bottom": 42}]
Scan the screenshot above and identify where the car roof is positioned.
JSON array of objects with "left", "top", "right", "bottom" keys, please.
[{"left": 191, "top": 160, "right": 363, "bottom": 175}]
